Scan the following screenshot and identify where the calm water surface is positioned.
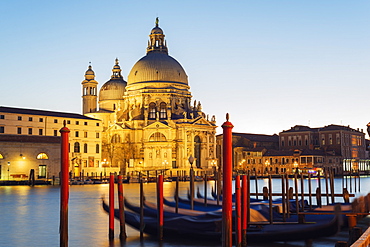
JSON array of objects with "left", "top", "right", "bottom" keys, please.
[{"left": 1, "top": 176, "right": 369, "bottom": 247}]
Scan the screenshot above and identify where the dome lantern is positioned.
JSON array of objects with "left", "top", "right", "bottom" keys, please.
[
  {"left": 146, "top": 17, "right": 168, "bottom": 55},
  {"left": 111, "top": 58, "right": 123, "bottom": 79}
]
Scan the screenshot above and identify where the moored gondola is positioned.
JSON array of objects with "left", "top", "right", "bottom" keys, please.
[{"left": 102, "top": 200, "right": 342, "bottom": 243}]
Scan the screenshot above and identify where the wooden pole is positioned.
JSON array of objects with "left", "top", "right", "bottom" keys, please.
[
  {"left": 358, "top": 170, "right": 361, "bottom": 192},
  {"left": 204, "top": 173, "right": 208, "bottom": 207},
  {"left": 247, "top": 171, "right": 251, "bottom": 224},
  {"left": 300, "top": 173, "right": 304, "bottom": 211},
  {"left": 330, "top": 169, "right": 335, "bottom": 204},
  {"left": 318, "top": 171, "right": 322, "bottom": 207},
  {"left": 308, "top": 173, "right": 312, "bottom": 210},
  {"left": 255, "top": 171, "right": 258, "bottom": 200},
  {"left": 294, "top": 174, "right": 299, "bottom": 214},
  {"left": 139, "top": 176, "right": 144, "bottom": 239},
  {"left": 268, "top": 175, "right": 273, "bottom": 224},
  {"left": 354, "top": 169, "right": 357, "bottom": 193},
  {"left": 349, "top": 169, "right": 352, "bottom": 193},
  {"left": 241, "top": 175, "right": 247, "bottom": 246},
  {"left": 286, "top": 174, "right": 290, "bottom": 218},
  {"left": 190, "top": 167, "right": 194, "bottom": 210},
  {"left": 325, "top": 171, "right": 329, "bottom": 205},
  {"left": 222, "top": 113, "right": 233, "bottom": 247},
  {"left": 59, "top": 122, "right": 70, "bottom": 247},
  {"left": 109, "top": 174, "right": 114, "bottom": 240},
  {"left": 157, "top": 175, "right": 164, "bottom": 241},
  {"left": 281, "top": 174, "right": 286, "bottom": 221},
  {"left": 235, "top": 175, "right": 241, "bottom": 246},
  {"left": 216, "top": 170, "right": 221, "bottom": 205},
  {"left": 175, "top": 171, "right": 179, "bottom": 213},
  {"left": 29, "top": 169, "right": 35, "bottom": 186},
  {"left": 316, "top": 187, "right": 322, "bottom": 207},
  {"left": 117, "top": 175, "right": 127, "bottom": 240}
]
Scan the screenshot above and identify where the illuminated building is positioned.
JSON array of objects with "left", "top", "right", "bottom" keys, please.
[
  {"left": 0, "top": 106, "right": 106, "bottom": 179},
  {"left": 83, "top": 19, "right": 217, "bottom": 176},
  {"left": 217, "top": 124, "right": 367, "bottom": 175}
]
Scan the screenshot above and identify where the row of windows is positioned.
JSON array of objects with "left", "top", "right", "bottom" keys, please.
[
  {"left": 17, "top": 127, "right": 44, "bottom": 135},
  {"left": 72, "top": 143, "right": 100, "bottom": 154},
  {"left": 0, "top": 126, "right": 100, "bottom": 138},
  {"left": 75, "top": 131, "right": 99, "bottom": 138},
  {"left": 0, "top": 114, "right": 100, "bottom": 127}
]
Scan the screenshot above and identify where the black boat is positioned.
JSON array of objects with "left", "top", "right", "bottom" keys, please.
[{"left": 102, "top": 200, "right": 342, "bottom": 243}]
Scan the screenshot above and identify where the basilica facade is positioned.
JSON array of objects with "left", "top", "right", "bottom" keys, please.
[{"left": 82, "top": 20, "right": 217, "bottom": 176}]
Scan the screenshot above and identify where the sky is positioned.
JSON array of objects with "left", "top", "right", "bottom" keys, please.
[{"left": 1, "top": 1, "right": 370, "bottom": 136}]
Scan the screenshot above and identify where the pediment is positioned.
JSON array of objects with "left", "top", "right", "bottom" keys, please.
[
  {"left": 106, "top": 123, "right": 126, "bottom": 132},
  {"left": 191, "top": 116, "right": 214, "bottom": 127}
]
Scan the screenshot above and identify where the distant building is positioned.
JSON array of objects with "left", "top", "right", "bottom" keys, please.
[
  {"left": 216, "top": 132, "right": 279, "bottom": 171},
  {"left": 216, "top": 124, "right": 367, "bottom": 175},
  {"left": 280, "top": 125, "right": 367, "bottom": 173},
  {"left": 0, "top": 106, "right": 107, "bottom": 180},
  {"left": 82, "top": 19, "right": 217, "bottom": 176}
]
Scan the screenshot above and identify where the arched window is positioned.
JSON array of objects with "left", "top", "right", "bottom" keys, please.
[
  {"left": 74, "top": 142, "right": 80, "bottom": 153},
  {"left": 160, "top": 102, "right": 167, "bottom": 119},
  {"left": 149, "top": 102, "right": 156, "bottom": 119},
  {"left": 83, "top": 143, "right": 88, "bottom": 153},
  {"left": 111, "top": 134, "right": 121, "bottom": 143},
  {"left": 36, "top": 153, "right": 48, "bottom": 159},
  {"left": 96, "top": 144, "right": 100, "bottom": 154},
  {"left": 149, "top": 132, "right": 167, "bottom": 142}
]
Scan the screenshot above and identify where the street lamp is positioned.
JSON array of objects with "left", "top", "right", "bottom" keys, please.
[
  {"left": 162, "top": 160, "right": 168, "bottom": 176},
  {"left": 102, "top": 159, "right": 107, "bottom": 177},
  {"left": 7, "top": 162, "right": 10, "bottom": 180}
]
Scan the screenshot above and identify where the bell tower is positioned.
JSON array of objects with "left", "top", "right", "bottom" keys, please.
[{"left": 82, "top": 63, "right": 98, "bottom": 114}]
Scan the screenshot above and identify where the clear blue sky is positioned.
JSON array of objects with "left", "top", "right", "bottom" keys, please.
[{"left": 1, "top": 1, "right": 370, "bottom": 135}]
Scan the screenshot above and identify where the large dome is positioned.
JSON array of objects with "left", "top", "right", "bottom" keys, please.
[{"left": 127, "top": 52, "right": 188, "bottom": 86}]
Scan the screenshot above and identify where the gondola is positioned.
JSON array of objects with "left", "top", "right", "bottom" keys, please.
[
  {"left": 124, "top": 198, "right": 216, "bottom": 218},
  {"left": 102, "top": 200, "right": 342, "bottom": 243},
  {"left": 126, "top": 198, "right": 270, "bottom": 222}
]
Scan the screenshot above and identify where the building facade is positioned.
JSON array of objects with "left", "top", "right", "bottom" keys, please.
[
  {"left": 0, "top": 106, "right": 109, "bottom": 179},
  {"left": 217, "top": 125, "right": 365, "bottom": 175},
  {"left": 83, "top": 19, "right": 217, "bottom": 176},
  {"left": 280, "top": 125, "right": 367, "bottom": 173}
]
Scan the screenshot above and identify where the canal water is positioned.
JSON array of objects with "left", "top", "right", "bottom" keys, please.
[{"left": 0, "top": 176, "right": 369, "bottom": 247}]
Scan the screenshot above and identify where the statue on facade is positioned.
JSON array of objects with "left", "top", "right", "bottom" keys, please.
[{"left": 197, "top": 101, "right": 202, "bottom": 111}]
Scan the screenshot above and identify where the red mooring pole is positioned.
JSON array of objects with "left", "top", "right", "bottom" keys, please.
[
  {"left": 60, "top": 121, "right": 70, "bottom": 247},
  {"left": 241, "top": 175, "right": 248, "bottom": 246},
  {"left": 222, "top": 113, "right": 234, "bottom": 247},
  {"left": 157, "top": 174, "right": 164, "bottom": 240},
  {"left": 109, "top": 174, "right": 114, "bottom": 240},
  {"left": 117, "top": 175, "right": 127, "bottom": 240},
  {"left": 235, "top": 175, "right": 242, "bottom": 246}
]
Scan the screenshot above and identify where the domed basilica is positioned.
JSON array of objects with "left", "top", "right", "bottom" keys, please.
[{"left": 82, "top": 19, "right": 217, "bottom": 176}]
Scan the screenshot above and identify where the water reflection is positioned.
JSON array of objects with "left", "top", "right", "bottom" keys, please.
[{"left": 0, "top": 176, "right": 369, "bottom": 247}]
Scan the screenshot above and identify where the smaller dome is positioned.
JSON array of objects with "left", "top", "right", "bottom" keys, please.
[
  {"left": 99, "top": 59, "right": 127, "bottom": 101},
  {"left": 151, "top": 26, "right": 163, "bottom": 35},
  {"left": 99, "top": 79, "right": 126, "bottom": 101}
]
